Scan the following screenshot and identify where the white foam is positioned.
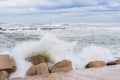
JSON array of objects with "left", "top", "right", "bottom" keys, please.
[
  {"left": 72, "top": 45, "right": 116, "bottom": 69},
  {"left": 80, "top": 45, "right": 115, "bottom": 62},
  {"left": 10, "top": 33, "right": 75, "bottom": 78}
]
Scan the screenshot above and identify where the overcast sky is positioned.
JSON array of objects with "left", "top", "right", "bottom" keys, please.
[{"left": 0, "top": 0, "right": 120, "bottom": 23}]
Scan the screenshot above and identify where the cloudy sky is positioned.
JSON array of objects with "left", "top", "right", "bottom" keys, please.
[{"left": 0, "top": 0, "right": 120, "bottom": 23}]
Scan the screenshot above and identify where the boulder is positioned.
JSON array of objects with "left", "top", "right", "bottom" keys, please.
[
  {"left": 86, "top": 61, "right": 106, "bottom": 68},
  {"left": 0, "top": 70, "right": 9, "bottom": 79},
  {"left": 50, "top": 60, "right": 73, "bottom": 73},
  {"left": 26, "top": 55, "right": 45, "bottom": 65},
  {"left": 27, "top": 63, "right": 49, "bottom": 76},
  {"left": 0, "top": 55, "right": 16, "bottom": 73}
]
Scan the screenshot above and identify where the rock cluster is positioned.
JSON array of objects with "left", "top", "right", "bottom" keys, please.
[
  {"left": 0, "top": 55, "right": 16, "bottom": 79},
  {"left": 27, "top": 57, "right": 73, "bottom": 76},
  {"left": 85, "top": 59, "right": 120, "bottom": 68},
  {"left": 12, "top": 65, "right": 120, "bottom": 80},
  {"left": 0, "top": 53, "right": 120, "bottom": 79},
  {"left": 26, "top": 54, "right": 73, "bottom": 76},
  {"left": 0, "top": 54, "right": 73, "bottom": 79}
]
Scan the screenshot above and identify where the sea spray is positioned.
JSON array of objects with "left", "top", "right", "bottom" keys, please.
[
  {"left": 10, "top": 33, "right": 75, "bottom": 78},
  {"left": 8, "top": 33, "right": 117, "bottom": 78},
  {"left": 72, "top": 45, "right": 116, "bottom": 69},
  {"left": 80, "top": 45, "right": 115, "bottom": 62}
]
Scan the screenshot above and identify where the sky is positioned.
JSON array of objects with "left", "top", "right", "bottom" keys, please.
[{"left": 0, "top": 0, "right": 120, "bottom": 23}]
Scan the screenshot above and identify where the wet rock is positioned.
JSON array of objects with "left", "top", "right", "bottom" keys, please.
[
  {"left": 86, "top": 61, "right": 106, "bottom": 68},
  {"left": 107, "top": 61, "right": 117, "bottom": 66},
  {"left": 107, "top": 59, "right": 120, "bottom": 66},
  {"left": 27, "top": 63, "right": 49, "bottom": 76},
  {"left": 0, "top": 70, "right": 9, "bottom": 79},
  {"left": 0, "top": 55, "right": 16, "bottom": 73},
  {"left": 51, "top": 60, "right": 73, "bottom": 73}
]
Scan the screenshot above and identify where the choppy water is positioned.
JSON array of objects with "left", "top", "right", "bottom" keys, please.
[
  {"left": 1, "top": 23, "right": 120, "bottom": 52},
  {"left": 0, "top": 23, "right": 120, "bottom": 77}
]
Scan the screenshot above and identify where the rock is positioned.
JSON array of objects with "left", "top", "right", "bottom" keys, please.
[
  {"left": 50, "top": 60, "right": 73, "bottom": 73},
  {"left": 86, "top": 61, "right": 106, "bottom": 68},
  {"left": 0, "top": 55, "right": 16, "bottom": 73},
  {"left": 107, "top": 61, "right": 117, "bottom": 66},
  {"left": 116, "top": 59, "right": 120, "bottom": 64},
  {"left": 0, "top": 70, "right": 9, "bottom": 79},
  {"left": 27, "top": 63, "right": 49, "bottom": 76},
  {"left": 26, "top": 55, "right": 45, "bottom": 65},
  {"left": 107, "top": 59, "right": 120, "bottom": 66}
]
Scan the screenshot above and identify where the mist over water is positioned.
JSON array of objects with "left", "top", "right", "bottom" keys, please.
[{"left": 0, "top": 23, "right": 120, "bottom": 77}]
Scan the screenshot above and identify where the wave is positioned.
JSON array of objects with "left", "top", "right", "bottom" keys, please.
[
  {"left": 0, "top": 33, "right": 118, "bottom": 78},
  {"left": 72, "top": 45, "right": 116, "bottom": 69},
  {"left": 10, "top": 33, "right": 75, "bottom": 78}
]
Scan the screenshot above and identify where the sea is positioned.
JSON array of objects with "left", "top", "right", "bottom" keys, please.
[{"left": 0, "top": 23, "right": 120, "bottom": 77}]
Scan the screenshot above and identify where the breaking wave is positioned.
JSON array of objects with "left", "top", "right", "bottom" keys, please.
[{"left": 7, "top": 33, "right": 117, "bottom": 78}]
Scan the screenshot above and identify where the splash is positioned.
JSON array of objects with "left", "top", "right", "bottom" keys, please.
[
  {"left": 72, "top": 45, "right": 116, "bottom": 69},
  {"left": 9, "top": 33, "right": 117, "bottom": 78},
  {"left": 10, "top": 33, "right": 75, "bottom": 78}
]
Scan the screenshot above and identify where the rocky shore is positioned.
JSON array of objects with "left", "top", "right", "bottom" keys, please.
[
  {"left": 12, "top": 65, "right": 120, "bottom": 80},
  {"left": 0, "top": 54, "right": 120, "bottom": 80}
]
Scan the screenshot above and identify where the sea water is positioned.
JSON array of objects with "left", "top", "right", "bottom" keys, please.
[{"left": 0, "top": 23, "right": 120, "bottom": 77}]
